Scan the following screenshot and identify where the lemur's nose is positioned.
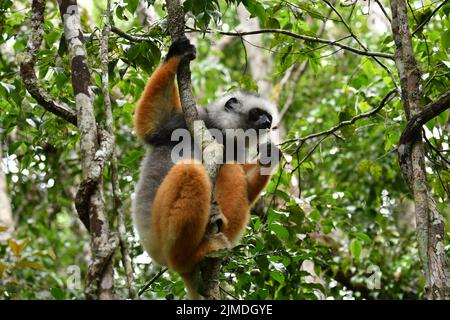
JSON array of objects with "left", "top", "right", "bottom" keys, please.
[{"left": 255, "top": 114, "right": 272, "bottom": 129}]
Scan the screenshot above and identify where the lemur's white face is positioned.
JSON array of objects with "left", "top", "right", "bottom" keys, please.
[
  {"left": 205, "top": 91, "right": 279, "bottom": 163},
  {"left": 207, "top": 91, "right": 279, "bottom": 132}
]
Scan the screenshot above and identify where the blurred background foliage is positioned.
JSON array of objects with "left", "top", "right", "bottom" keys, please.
[{"left": 0, "top": 0, "right": 449, "bottom": 299}]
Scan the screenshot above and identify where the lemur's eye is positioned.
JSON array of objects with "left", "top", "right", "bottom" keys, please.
[{"left": 225, "top": 97, "right": 238, "bottom": 111}]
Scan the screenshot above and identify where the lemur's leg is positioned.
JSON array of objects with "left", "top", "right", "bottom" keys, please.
[
  {"left": 134, "top": 38, "right": 195, "bottom": 139},
  {"left": 150, "top": 160, "right": 230, "bottom": 274},
  {"left": 215, "top": 164, "right": 251, "bottom": 245}
]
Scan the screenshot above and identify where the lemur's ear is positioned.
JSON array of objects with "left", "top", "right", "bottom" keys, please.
[{"left": 225, "top": 97, "right": 238, "bottom": 111}]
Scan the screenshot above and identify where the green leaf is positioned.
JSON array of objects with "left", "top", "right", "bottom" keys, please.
[
  {"left": 115, "top": 5, "right": 128, "bottom": 21},
  {"left": 269, "top": 223, "right": 289, "bottom": 240},
  {"left": 287, "top": 204, "right": 305, "bottom": 225},
  {"left": 441, "top": 30, "right": 450, "bottom": 50},
  {"left": 309, "top": 209, "right": 321, "bottom": 221},
  {"left": 8, "top": 141, "right": 25, "bottom": 154},
  {"left": 15, "top": 259, "right": 43, "bottom": 270},
  {"left": 338, "top": 109, "right": 355, "bottom": 138},
  {"left": 125, "top": 0, "right": 139, "bottom": 14},
  {"left": 355, "top": 233, "right": 372, "bottom": 243},
  {"left": 50, "top": 288, "right": 65, "bottom": 300},
  {"left": 350, "top": 239, "right": 362, "bottom": 260},
  {"left": 44, "top": 29, "right": 61, "bottom": 47},
  {"left": 358, "top": 100, "right": 371, "bottom": 112},
  {"left": 127, "top": 44, "right": 141, "bottom": 61},
  {"left": 0, "top": 262, "right": 8, "bottom": 278},
  {"left": 242, "top": 0, "right": 267, "bottom": 23},
  {"left": 265, "top": 17, "right": 280, "bottom": 29},
  {"left": 385, "top": 129, "right": 399, "bottom": 151},
  {"left": 269, "top": 270, "right": 285, "bottom": 284},
  {"left": 8, "top": 239, "right": 29, "bottom": 257},
  {"left": 369, "top": 164, "right": 382, "bottom": 180},
  {"left": 322, "top": 219, "right": 334, "bottom": 234}
]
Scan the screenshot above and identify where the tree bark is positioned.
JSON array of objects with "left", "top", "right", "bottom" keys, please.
[
  {"left": 390, "top": 0, "right": 449, "bottom": 300},
  {"left": 100, "top": 0, "right": 138, "bottom": 300},
  {"left": 19, "top": 0, "right": 77, "bottom": 126},
  {"left": 57, "top": 0, "right": 117, "bottom": 300}
]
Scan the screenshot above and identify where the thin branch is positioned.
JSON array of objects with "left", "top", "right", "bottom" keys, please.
[
  {"left": 290, "top": 133, "right": 330, "bottom": 173},
  {"left": 186, "top": 27, "right": 394, "bottom": 59},
  {"left": 138, "top": 267, "right": 168, "bottom": 296},
  {"left": 412, "top": 0, "right": 449, "bottom": 35},
  {"left": 322, "top": 0, "right": 398, "bottom": 91},
  {"left": 423, "top": 131, "right": 450, "bottom": 166},
  {"left": 375, "top": 0, "right": 392, "bottom": 23},
  {"left": 19, "top": 0, "right": 77, "bottom": 126},
  {"left": 101, "top": 0, "right": 138, "bottom": 300},
  {"left": 277, "top": 4, "right": 334, "bottom": 123},
  {"left": 281, "top": 88, "right": 397, "bottom": 146},
  {"left": 110, "top": 26, "right": 157, "bottom": 43},
  {"left": 281, "top": 0, "right": 341, "bottom": 22},
  {"left": 219, "top": 286, "right": 239, "bottom": 300}
]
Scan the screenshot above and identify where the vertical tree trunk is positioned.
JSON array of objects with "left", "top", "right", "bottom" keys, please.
[
  {"left": 58, "top": 0, "right": 117, "bottom": 299},
  {"left": 390, "top": 0, "right": 449, "bottom": 299},
  {"left": 100, "top": 0, "right": 138, "bottom": 300}
]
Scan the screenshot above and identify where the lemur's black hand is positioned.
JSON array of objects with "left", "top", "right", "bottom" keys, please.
[
  {"left": 166, "top": 36, "right": 196, "bottom": 61},
  {"left": 258, "top": 142, "right": 282, "bottom": 167}
]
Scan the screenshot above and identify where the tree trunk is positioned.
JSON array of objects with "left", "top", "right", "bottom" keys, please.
[
  {"left": 58, "top": 0, "right": 117, "bottom": 300},
  {"left": 390, "top": 0, "right": 449, "bottom": 300}
]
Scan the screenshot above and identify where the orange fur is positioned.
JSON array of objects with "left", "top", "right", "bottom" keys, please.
[
  {"left": 151, "top": 161, "right": 271, "bottom": 299},
  {"left": 150, "top": 162, "right": 271, "bottom": 273},
  {"left": 134, "top": 57, "right": 182, "bottom": 139},
  {"left": 150, "top": 161, "right": 230, "bottom": 275},
  {"left": 216, "top": 163, "right": 250, "bottom": 245},
  {"left": 243, "top": 163, "right": 272, "bottom": 204}
]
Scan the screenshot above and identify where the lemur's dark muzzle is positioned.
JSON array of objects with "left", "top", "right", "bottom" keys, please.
[{"left": 255, "top": 114, "right": 272, "bottom": 129}]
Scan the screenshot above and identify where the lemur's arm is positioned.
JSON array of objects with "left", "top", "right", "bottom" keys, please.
[
  {"left": 243, "top": 163, "right": 272, "bottom": 204},
  {"left": 243, "top": 142, "right": 282, "bottom": 204},
  {"left": 134, "top": 38, "right": 196, "bottom": 139}
]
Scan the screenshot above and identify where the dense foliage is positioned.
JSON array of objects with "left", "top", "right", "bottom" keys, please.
[{"left": 0, "top": 0, "right": 449, "bottom": 299}]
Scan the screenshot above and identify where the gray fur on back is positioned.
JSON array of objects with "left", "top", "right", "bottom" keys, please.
[{"left": 132, "top": 146, "right": 173, "bottom": 254}]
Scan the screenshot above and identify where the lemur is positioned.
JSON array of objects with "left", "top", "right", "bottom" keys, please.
[{"left": 132, "top": 37, "right": 280, "bottom": 299}]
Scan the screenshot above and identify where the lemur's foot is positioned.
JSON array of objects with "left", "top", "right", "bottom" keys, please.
[{"left": 166, "top": 36, "right": 196, "bottom": 61}]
